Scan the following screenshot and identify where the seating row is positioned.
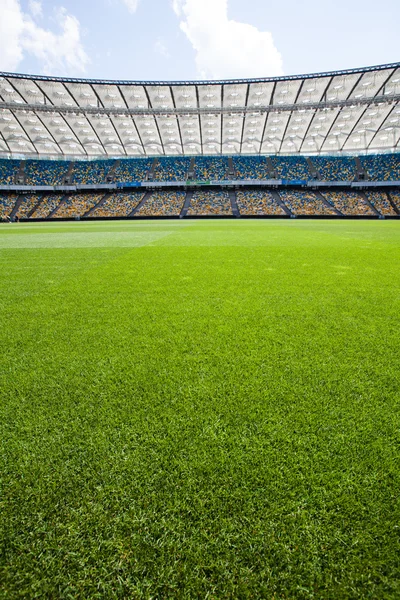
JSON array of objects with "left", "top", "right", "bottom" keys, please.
[
  {"left": 1, "top": 189, "right": 399, "bottom": 219},
  {"left": 0, "top": 154, "right": 399, "bottom": 184}
]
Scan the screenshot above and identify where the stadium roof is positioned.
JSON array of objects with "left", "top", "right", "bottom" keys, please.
[{"left": 0, "top": 62, "right": 399, "bottom": 159}]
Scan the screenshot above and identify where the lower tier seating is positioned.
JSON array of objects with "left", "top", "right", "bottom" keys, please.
[
  {"left": 0, "top": 193, "right": 19, "bottom": 219},
  {"left": 236, "top": 191, "right": 285, "bottom": 215},
  {"left": 389, "top": 190, "right": 400, "bottom": 211},
  {"left": 187, "top": 191, "right": 232, "bottom": 215},
  {"left": 15, "top": 195, "right": 41, "bottom": 219},
  {"left": 136, "top": 191, "right": 186, "bottom": 216},
  {"left": 31, "top": 195, "right": 65, "bottom": 219},
  {"left": 53, "top": 193, "right": 104, "bottom": 218},
  {"left": 364, "top": 191, "right": 396, "bottom": 216},
  {"left": 91, "top": 192, "right": 145, "bottom": 217},
  {"left": 1, "top": 189, "right": 400, "bottom": 220},
  {"left": 279, "top": 190, "right": 336, "bottom": 215},
  {"left": 321, "top": 191, "right": 374, "bottom": 215}
]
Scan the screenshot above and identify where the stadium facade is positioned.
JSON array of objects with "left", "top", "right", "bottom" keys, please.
[{"left": 0, "top": 63, "right": 399, "bottom": 219}]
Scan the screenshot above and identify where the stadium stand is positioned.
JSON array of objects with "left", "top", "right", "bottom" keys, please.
[
  {"left": 30, "top": 194, "right": 64, "bottom": 219},
  {"left": 193, "top": 157, "right": 229, "bottom": 181},
  {"left": 15, "top": 194, "right": 41, "bottom": 218},
  {"left": 311, "top": 156, "right": 357, "bottom": 181},
  {"left": 135, "top": 191, "right": 186, "bottom": 216},
  {"left": 114, "top": 158, "right": 153, "bottom": 182},
  {"left": 0, "top": 155, "right": 399, "bottom": 186},
  {"left": 54, "top": 193, "right": 104, "bottom": 218},
  {"left": 279, "top": 190, "right": 336, "bottom": 215},
  {"left": 153, "top": 157, "right": 190, "bottom": 181},
  {"left": 0, "top": 193, "right": 18, "bottom": 219},
  {"left": 90, "top": 192, "right": 145, "bottom": 217},
  {"left": 389, "top": 190, "right": 400, "bottom": 211},
  {"left": 360, "top": 154, "right": 400, "bottom": 181},
  {"left": 364, "top": 191, "right": 396, "bottom": 215},
  {"left": 25, "top": 160, "right": 70, "bottom": 185},
  {"left": 321, "top": 191, "right": 375, "bottom": 215},
  {"left": 72, "top": 160, "right": 113, "bottom": 185},
  {"left": 0, "top": 159, "right": 19, "bottom": 184},
  {"left": 236, "top": 190, "right": 285, "bottom": 215},
  {"left": 187, "top": 190, "right": 232, "bottom": 215},
  {"left": 271, "top": 156, "right": 311, "bottom": 180},
  {"left": 232, "top": 156, "right": 270, "bottom": 180}
]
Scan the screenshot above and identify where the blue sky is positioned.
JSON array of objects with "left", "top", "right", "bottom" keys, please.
[{"left": 0, "top": 0, "right": 398, "bottom": 81}]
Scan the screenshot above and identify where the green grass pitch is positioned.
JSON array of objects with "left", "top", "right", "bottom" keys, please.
[{"left": 1, "top": 219, "right": 399, "bottom": 599}]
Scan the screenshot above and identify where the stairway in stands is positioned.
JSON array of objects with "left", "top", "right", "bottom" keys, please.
[
  {"left": 229, "top": 190, "right": 240, "bottom": 217},
  {"left": 15, "top": 161, "right": 26, "bottom": 185},
  {"left": 9, "top": 195, "right": 24, "bottom": 220},
  {"left": 306, "top": 158, "right": 319, "bottom": 180},
  {"left": 147, "top": 159, "right": 158, "bottom": 181},
  {"left": 266, "top": 157, "right": 277, "bottom": 179},
  {"left": 106, "top": 160, "right": 120, "bottom": 183},
  {"left": 354, "top": 157, "right": 367, "bottom": 181},
  {"left": 27, "top": 195, "right": 44, "bottom": 218},
  {"left": 227, "top": 158, "right": 236, "bottom": 179},
  {"left": 272, "top": 190, "right": 292, "bottom": 215},
  {"left": 180, "top": 190, "right": 194, "bottom": 217},
  {"left": 128, "top": 191, "right": 153, "bottom": 216},
  {"left": 64, "top": 162, "right": 75, "bottom": 185},
  {"left": 359, "top": 191, "right": 381, "bottom": 216},
  {"left": 48, "top": 195, "right": 68, "bottom": 218},
  {"left": 83, "top": 193, "right": 109, "bottom": 217},
  {"left": 187, "top": 158, "right": 195, "bottom": 181},
  {"left": 387, "top": 191, "right": 400, "bottom": 215},
  {"left": 314, "top": 190, "right": 343, "bottom": 215}
]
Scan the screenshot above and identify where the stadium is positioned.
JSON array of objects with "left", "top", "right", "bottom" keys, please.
[
  {"left": 0, "top": 62, "right": 399, "bottom": 220},
  {"left": 1, "top": 6, "right": 400, "bottom": 597}
]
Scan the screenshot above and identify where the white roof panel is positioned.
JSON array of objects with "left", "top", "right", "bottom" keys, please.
[{"left": 0, "top": 62, "right": 398, "bottom": 157}]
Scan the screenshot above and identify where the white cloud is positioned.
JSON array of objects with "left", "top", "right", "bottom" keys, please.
[
  {"left": 28, "top": 0, "right": 42, "bottom": 18},
  {"left": 154, "top": 39, "right": 170, "bottom": 59},
  {"left": 121, "top": 0, "right": 139, "bottom": 13},
  {"left": 0, "top": 0, "right": 25, "bottom": 71},
  {"left": 173, "top": 0, "right": 283, "bottom": 79},
  {"left": 0, "top": 0, "right": 89, "bottom": 74}
]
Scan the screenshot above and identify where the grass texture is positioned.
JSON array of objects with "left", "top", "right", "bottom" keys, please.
[{"left": 0, "top": 219, "right": 399, "bottom": 599}]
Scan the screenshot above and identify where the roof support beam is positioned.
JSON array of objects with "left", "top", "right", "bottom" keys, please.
[{"left": 2, "top": 95, "right": 399, "bottom": 118}]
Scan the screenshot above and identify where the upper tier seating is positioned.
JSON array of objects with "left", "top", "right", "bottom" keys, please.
[
  {"left": 193, "top": 157, "right": 229, "bottom": 181},
  {"left": 360, "top": 154, "right": 400, "bottom": 181},
  {"left": 187, "top": 190, "right": 232, "bottom": 215},
  {"left": 0, "top": 154, "right": 399, "bottom": 185},
  {"left": 311, "top": 156, "right": 356, "bottom": 181},
  {"left": 91, "top": 192, "right": 144, "bottom": 217},
  {"left": 321, "top": 191, "right": 374, "bottom": 215},
  {"left": 136, "top": 191, "right": 186, "bottom": 216},
  {"left": 271, "top": 156, "right": 310, "bottom": 180},
  {"left": 233, "top": 157, "right": 269, "bottom": 180},
  {"left": 236, "top": 190, "right": 284, "bottom": 215},
  {"left": 25, "top": 160, "right": 70, "bottom": 185},
  {"left": 153, "top": 157, "right": 190, "bottom": 181},
  {"left": 72, "top": 160, "right": 114, "bottom": 185},
  {"left": 114, "top": 158, "right": 153, "bottom": 182},
  {"left": 0, "top": 159, "right": 19, "bottom": 184},
  {"left": 279, "top": 190, "right": 336, "bottom": 215}
]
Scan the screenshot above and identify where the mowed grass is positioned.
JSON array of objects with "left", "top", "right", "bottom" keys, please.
[{"left": 0, "top": 219, "right": 399, "bottom": 599}]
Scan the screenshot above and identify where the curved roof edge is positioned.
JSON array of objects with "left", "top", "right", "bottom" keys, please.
[{"left": 1, "top": 61, "right": 399, "bottom": 87}]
